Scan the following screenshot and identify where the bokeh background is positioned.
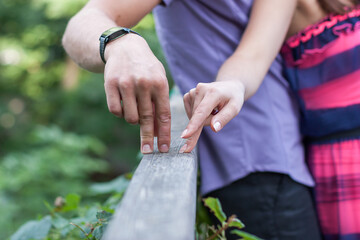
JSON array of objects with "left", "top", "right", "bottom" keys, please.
[{"left": 0, "top": 0, "right": 173, "bottom": 238}]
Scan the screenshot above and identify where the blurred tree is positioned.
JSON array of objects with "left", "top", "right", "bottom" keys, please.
[
  {"left": 0, "top": 0, "right": 172, "bottom": 238},
  {"left": 0, "top": 0, "right": 171, "bottom": 165}
]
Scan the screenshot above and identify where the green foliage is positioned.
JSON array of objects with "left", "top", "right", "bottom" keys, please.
[
  {"left": 8, "top": 177, "right": 262, "bottom": 240},
  {"left": 199, "top": 197, "right": 261, "bottom": 240},
  {"left": 90, "top": 175, "right": 130, "bottom": 195},
  {"left": 10, "top": 174, "right": 130, "bottom": 240},
  {"left": 0, "top": 0, "right": 168, "bottom": 168},
  {"left": 203, "top": 197, "right": 227, "bottom": 223},
  {"left": 10, "top": 216, "right": 52, "bottom": 240},
  {"left": 0, "top": 126, "right": 108, "bottom": 238},
  {"left": 230, "top": 230, "right": 262, "bottom": 240},
  {"left": 0, "top": 0, "right": 169, "bottom": 238},
  {"left": 62, "top": 194, "right": 81, "bottom": 212},
  {"left": 228, "top": 218, "right": 245, "bottom": 229}
]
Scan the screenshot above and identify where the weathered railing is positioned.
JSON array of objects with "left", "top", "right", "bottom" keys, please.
[{"left": 102, "top": 88, "right": 198, "bottom": 240}]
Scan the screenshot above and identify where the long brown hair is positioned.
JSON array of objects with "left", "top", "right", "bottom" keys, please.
[{"left": 319, "top": 0, "right": 359, "bottom": 14}]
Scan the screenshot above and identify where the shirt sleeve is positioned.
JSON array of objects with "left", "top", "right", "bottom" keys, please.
[{"left": 160, "top": 0, "right": 175, "bottom": 6}]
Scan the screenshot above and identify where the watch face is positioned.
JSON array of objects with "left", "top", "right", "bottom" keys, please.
[{"left": 101, "top": 27, "right": 123, "bottom": 37}]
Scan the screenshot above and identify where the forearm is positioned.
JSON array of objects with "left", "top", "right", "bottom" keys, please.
[
  {"left": 62, "top": 8, "right": 116, "bottom": 72},
  {"left": 216, "top": 54, "right": 267, "bottom": 100},
  {"left": 216, "top": 0, "right": 297, "bottom": 100},
  {"left": 62, "top": 0, "right": 160, "bottom": 73}
]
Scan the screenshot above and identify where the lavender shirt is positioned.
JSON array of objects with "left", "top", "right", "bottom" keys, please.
[{"left": 153, "top": 0, "right": 314, "bottom": 194}]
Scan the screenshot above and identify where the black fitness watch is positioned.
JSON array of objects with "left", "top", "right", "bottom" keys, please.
[{"left": 99, "top": 27, "right": 141, "bottom": 63}]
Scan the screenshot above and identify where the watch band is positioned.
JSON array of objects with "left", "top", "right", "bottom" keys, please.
[{"left": 99, "top": 27, "right": 141, "bottom": 64}]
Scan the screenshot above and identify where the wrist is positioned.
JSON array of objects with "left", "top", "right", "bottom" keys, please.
[
  {"left": 104, "top": 33, "right": 145, "bottom": 62},
  {"left": 99, "top": 27, "right": 142, "bottom": 63}
]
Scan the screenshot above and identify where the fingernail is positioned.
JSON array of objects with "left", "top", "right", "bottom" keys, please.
[
  {"left": 142, "top": 144, "right": 152, "bottom": 154},
  {"left": 160, "top": 144, "right": 169, "bottom": 153},
  {"left": 181, "top": 129, "right": 188, "bottom": 138},
  {"left": 179, "top": 144, "right": 188, "bottom": 153},
  {"left": 213, "top": 122, "right": 222, "bottom": 132}
]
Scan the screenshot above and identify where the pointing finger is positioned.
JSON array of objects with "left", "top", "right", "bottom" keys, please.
[{"left": 181, "top": 93, "right": 219, "bottom": 139}]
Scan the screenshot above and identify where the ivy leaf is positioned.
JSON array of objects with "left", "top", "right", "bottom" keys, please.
[
  {"left": 62, "top": 193, "right": 81, "bottom": 212},
  {"left": 231, "top": 230, "right": 263, "bottom": 240},
  {"left": 228, "top": 217, "right": 245, "bottom": 229},
  {"left": 96, "top": 210, "right": 112, "bottom": 222},
  {"left": 203, "top": 197, "right": 227, "bottom": 223},
  {"left": 10, "top": 215, "right": 52, "bottom": 240}
]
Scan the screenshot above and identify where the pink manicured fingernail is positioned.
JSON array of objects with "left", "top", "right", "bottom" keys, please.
[
  {"left": 142, "top": 144, "right": 152, "bottom": 154},
  {"left": 213, "top": 122, "right": 222, "bottom": 132},
  {"left": 179, "top": 144, "right": 188, "bottom": 153},
  {"left": 160, "top": 144, "right": 169, "bottom": 153},
  {"left": 181, "top": 129, "right": 188, "bottom": 138}
]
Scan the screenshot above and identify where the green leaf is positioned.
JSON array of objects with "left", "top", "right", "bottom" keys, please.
[
  {"left": 81, "top": 226, "right": 92, "bottom": 237},
  {"left": 52, "top": 214, "right": 74, "bottom": 237},
  {"left": 228, "top": 217, "right": 245, "bottom": 229},
  {"left": 231, "top": 230, "right": 263, "bottom": 240},
  {"left": 90, "top": 176, "right": 129, "bottom": 195},
  {"left": 85, "top": 207, "right": 100, "bottom": 222},
  {"left": 52, "top": 214, "right": 69, "bottom": 229},
  {"left": 10, "top": 215, "right": 52, "bottom": 240},
  {"left": 62, "top": 193, "right": 81, "bottom": 212},
  {"left": 203, "top": 197, "right": 227, "bottom": 223},
  {"left": 96, "top": 210, "right": 112, "bottom": 222},
  {"left": 93, "top": 224, "right": 107, "bottom": 240}
]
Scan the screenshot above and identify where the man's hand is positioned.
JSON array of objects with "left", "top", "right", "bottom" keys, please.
[
  {"left": 180, "top": 81, "right": 245, "bottom": 153},
  {"left": 62, "top": 0, "right": 168, "bottom": 154},
  {"left": 104, "top": 34, "right": 171, "bottom": 154}
]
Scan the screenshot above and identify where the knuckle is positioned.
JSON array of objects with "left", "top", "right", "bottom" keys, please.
[
  {"left": 196, "top": 82, "right": 205, "bottom": 90},
  {"left": 158, "top": 132, "right": 170, "bottom": 140},
  {"left": 184, "top": 92, "right": 189, "bottom": 100},
  {"left": 194, "top": 109, "right": 206, "bottom": 118},
  {"left": 195, "top": 83, "right": 207, "bottom": 94},
  {"left": 153, "top": 77, "right": 167, "bottom": 89},
  {"left": 141, "top": 134, "right": 153, "bottom": 142},
  {"left": 108, "top": 105, "right": 121, "bottom": 116},
  {"left": 105, "top": 77, "right": 119, "bottom": 88},
  {"left": 125, "top": 115, "right": 139, "bottom": 124},
  {"left": 157, "top": 76, "right": 168, "bottom": 88},
  {"left": 208, "top": 87, "right": 217, "bottom": 95},
  {"left": 119, "top": 79, "right": 133, "bottom": 91},
  {"left": 228, "top": 104, "right": 240, "bottom": 114},
  {"left": 137, "top": 77, "right": 152, "bottom": 89},
  {"left": 139, "top": 112, "right": 154, "bottom": 124},
  {"left": 157, "top": 113, "right": 171, "bottom": 124}
]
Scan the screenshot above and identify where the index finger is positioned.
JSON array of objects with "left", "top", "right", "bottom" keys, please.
[
  {"left": 179, "top": 127, "right": 202, "bottom": 153},
  {"left": 181, "top": 94, "right": 218, "bottom": 139}
]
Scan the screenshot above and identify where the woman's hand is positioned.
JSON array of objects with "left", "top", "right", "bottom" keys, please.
[{"left": 180, "top": 80, "right": 245, "bottom": 153}]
